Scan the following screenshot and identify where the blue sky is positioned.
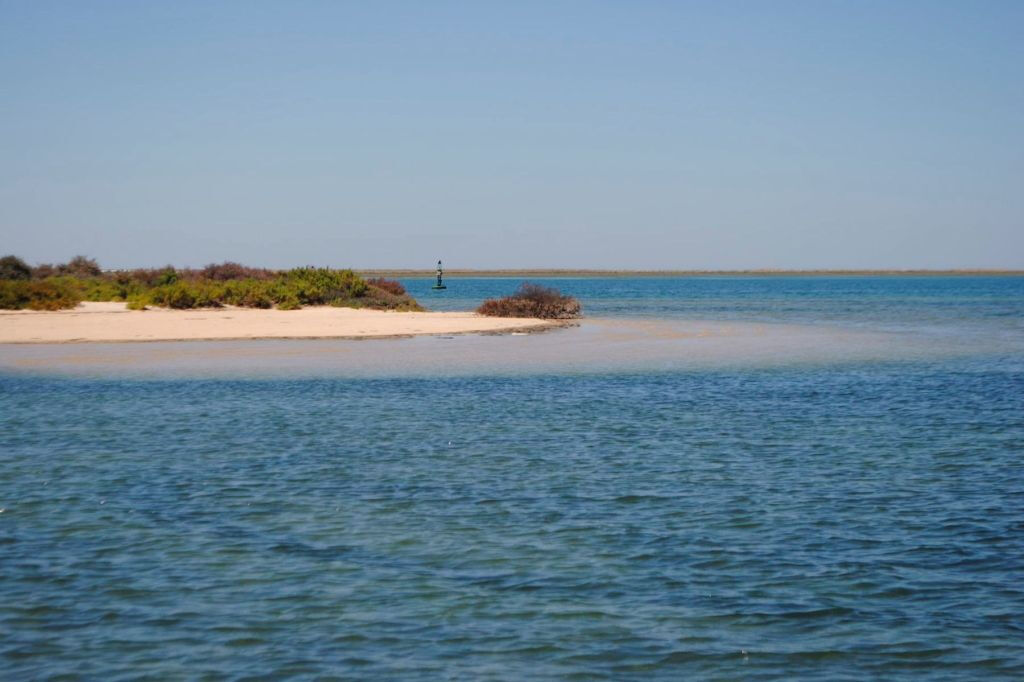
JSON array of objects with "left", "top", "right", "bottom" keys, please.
[{"left": 1, "top": 1, "right": 1021, "bottom": 269}]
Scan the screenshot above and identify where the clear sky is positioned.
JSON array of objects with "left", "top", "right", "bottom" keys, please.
[{"left": 1, "top": 1, "right": 1022, "bottom": 269}]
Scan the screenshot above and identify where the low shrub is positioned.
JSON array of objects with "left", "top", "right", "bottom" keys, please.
[
  {"left": 235, "top": 288, "right": 273, "bottom": 309},
  {"left": 361, "top": 283, "right": 424, "bottom": 312},
  {"left": 221, "top": 280, "right": 275, "bottom": 308},
  {"left": 2, "top": 260, "right": 424, "bottom": 312},
  {"left": 155, "top": 267, "right": 178, "bottom": 286},
  {"left": 146, "top": 281, "right": 226, "bottom": 309},
  {"left": 31, "top": 263, "right": 58, "bottom": 279},
  {"left": 0, "top": 280, "right": 81, "bottom": 310},
  {"left": 58, "top": 255, "right": 102, "bottom": 278},
  {"left": 277, "top": 267, "right": 368, "bottom": 305},
  {"left": 147, "top": 283, "right": 194, "bottom": 309},
  {"left": 104, "top": 274, "right": 147, "bottom": 301},
  {"left": 200, "top": 262, "right": 275, "bottom": 281},
  {"left": 126, "top": 267, "right": 173, "bottom": 287},
  {"left": 0, "top": 281, "right": 25, "bottom": 309},
  {"left": 366, "top": 277, "right": 406, "bottom": 296},
  {"left": 476, "top": 282, "right": 581, "bottom": 319},
  {"left": 37, "top": 274, "right": 147, "bottom": 302},
  {"left": 72, "top": 277, "right": 127, "bottom": 302}
]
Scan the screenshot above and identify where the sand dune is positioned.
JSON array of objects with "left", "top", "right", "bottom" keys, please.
[{"left": 0, "top": 302, "right": 562, "bottom": 344}]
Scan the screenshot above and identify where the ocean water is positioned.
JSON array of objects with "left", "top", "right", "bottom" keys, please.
[{"left": 2, "top": 277, "right": 1023, "bottom": 680}]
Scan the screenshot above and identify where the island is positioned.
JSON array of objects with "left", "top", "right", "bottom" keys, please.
[{"left": 0, "top": 256, "right": 572, "bottom": 343}]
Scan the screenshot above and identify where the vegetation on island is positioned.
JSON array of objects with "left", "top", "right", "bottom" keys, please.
[
  {"left": 476, "top": 282, "right": 582, "bottom": 320},
  {"left": 0, "top": 255, "right": 422, "bottom": 312}
]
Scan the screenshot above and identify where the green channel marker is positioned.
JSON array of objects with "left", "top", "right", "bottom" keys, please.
[{"left": 432, "top": 259, "right": 447, "bottom": 290}]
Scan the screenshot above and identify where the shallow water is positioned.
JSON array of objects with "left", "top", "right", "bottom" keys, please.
[
  {"left": 2, "top": 277, "right": 1023, "bottom": 679},
  {"left": 0, "top": 318, "right": 981, "bottom": 380}
]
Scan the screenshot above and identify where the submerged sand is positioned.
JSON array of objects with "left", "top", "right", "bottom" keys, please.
[
  {"left": 0, "top": 302, "right": 562, "bottom": 344},
  {"left": 0, "top": 316, "right": 979, "bottom": 379}
]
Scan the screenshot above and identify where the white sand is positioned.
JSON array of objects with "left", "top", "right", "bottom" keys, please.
[{"left": 0, "top": 302, "right": 563, "bottom": 344}]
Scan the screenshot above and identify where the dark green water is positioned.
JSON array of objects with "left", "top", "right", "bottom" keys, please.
[{"left": 2, "top": 277, "right": 1023, "bottom": 679}]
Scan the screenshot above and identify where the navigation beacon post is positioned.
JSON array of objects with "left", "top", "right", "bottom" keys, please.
[{"left": 432, "top": 260, "right": 447, "bottom": 290}]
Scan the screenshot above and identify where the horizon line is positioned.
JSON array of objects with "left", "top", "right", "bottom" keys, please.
[{"left": 355, "top": 268, "right": 1024, "bottom": 277}]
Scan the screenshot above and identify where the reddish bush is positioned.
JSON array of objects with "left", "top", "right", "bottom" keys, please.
[
  {"left": 476, "top": 282, "right": 581, "bottom": 319},
  {"left": 31, "top": 263, "right": 58, "bottom": 279},
  {"left": 58, "top": 255, "right": 102, "bottom": 277},
  {"left": 125, "top": 268, "right": 164, "bottom": 287},
  {"left": 366, "top": 277, "right": 406, "bottom": 296},
  {"left": 200, "top": 262, "right": 275, "bottom": 281}
]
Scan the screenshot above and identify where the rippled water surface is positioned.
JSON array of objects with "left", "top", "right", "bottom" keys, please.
[{"left": 2, "top": 277, "right": 1024, "bottom": 679}]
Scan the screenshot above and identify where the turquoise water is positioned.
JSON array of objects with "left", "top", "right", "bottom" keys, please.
[{"left": 2, "top": 277, "right": 1024, "bottom": 679}]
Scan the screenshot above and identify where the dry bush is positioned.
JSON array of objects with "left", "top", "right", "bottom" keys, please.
[
  {"left": 0, "top": 255, "right": 32, "bottom": 280},
  {"left": 31, "top": 263, "right": 58, "bottom": 279},
  {"left": 476, "top": 282, "right": 581, "bottom": 319},
  {"left": 126, "top": 267, "right": 175, "bottom": 287},
  {"left": 58, "top": 256, "right": 102, "bottom": 277},
  {"left": 366, "top": 277, "right": 406, "bottom": 296},
  {"left": 200, "top": 262, "right": 275, "bottom": 281},
  {"left": 361, "top": 284, "right": 423, "bottom": 312}
]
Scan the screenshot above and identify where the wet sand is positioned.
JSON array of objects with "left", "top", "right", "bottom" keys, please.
[
  {"left": 0, "top": 316, "right": 972, "bottom": 380},
  {"left": 0, "top": 302, "right": 563, "bottom": 344}
]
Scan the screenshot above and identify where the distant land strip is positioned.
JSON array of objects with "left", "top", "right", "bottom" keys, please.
[{"left": 357, "top": 269, "right": 1024, "bottom": 278}]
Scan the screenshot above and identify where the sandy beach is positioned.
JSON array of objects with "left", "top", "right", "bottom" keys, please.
[{"left": 0, "top": 302, "right": 563, "bottom": 344}]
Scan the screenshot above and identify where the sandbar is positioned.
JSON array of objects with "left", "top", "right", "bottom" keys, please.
[{"left": 0, "top": 302, "right": 564, "bottom": 344}]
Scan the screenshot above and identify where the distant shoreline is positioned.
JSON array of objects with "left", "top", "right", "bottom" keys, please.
[{"left": 358, "top": 269, "right": 1024, "bottom": 278}]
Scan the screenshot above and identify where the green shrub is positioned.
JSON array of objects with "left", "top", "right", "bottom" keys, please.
[
  {"left": 3, "top": 260, "right": 421, "bottom": 312},
  {"left": 0, "top": 280, "right": 81, "bottom": 310},
  {"left": 40, "top": 274, "right": 148, "bottom": 302},
  {"left": 0, "top": 281, "right": 25, "bottom": 308},
  {"left": 191, "top": 282, "right": 225, "bottom": 308},
  {"left": 277, "top": 267, "right": 368, "bottom": 305},
  {"left": 146, "top": 281, "right": 226, "bottom": 309},
  {"left": 221, "top": 280, "right": 275, "bottom": 308},
  {"left": 238, "top": 289, "right": 272, "bottom": 308},
  {"left": 149, "top": 283, "right": 195, "bottom": 309},
  {"left": 155, "top": 267, "right": 178, "bottom": 286},
  {"left": 107, "top": 274, "right": 147, "bottom": 301},
  {"left": 76, "top": 277, "right": 124, "bottom": 302}
]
